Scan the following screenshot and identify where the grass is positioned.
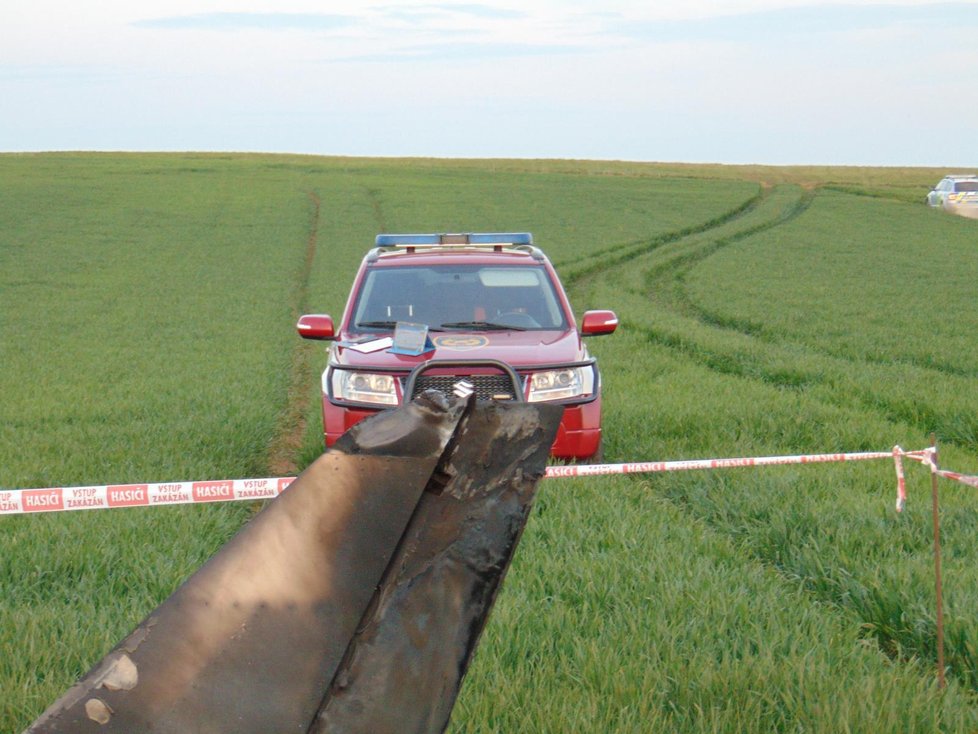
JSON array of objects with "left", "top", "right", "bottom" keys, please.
[
  {"left": 685, "top": 190, "right": 978, "bottom": 374},
  {"left": 453, "top": 476, "right": 974, "bottom": 733},
  {"left": 2, "top": 153, "right": 978, "bottom": 732},
  {"left": 577, "top": 178, "right": 978, "bottom": 699},
  {"left": 0, "top": 155, "right": 313, "bottom": 487}
]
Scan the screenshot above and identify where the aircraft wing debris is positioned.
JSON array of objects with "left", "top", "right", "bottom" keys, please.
[{"left": 26, "top": 393, "right": 561, "bottom": 734}]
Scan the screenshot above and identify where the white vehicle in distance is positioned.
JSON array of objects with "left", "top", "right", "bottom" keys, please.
[{"left": 927, "top": 174, "right": 978, "bottom": 219}]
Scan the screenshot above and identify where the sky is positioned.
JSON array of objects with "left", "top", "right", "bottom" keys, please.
[{"left": 2, "top": 1, "right": 976, "bottom": 166}]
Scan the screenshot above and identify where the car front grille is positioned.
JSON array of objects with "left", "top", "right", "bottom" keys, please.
[{"left": 410, "top": 374, "right": 520, "bottom": 402}]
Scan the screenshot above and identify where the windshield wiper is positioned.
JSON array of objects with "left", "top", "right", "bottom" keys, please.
[
  {"left": 355, "top": 320, "right": 445, "bottom": 331},
  {"left": 355, "top": 320, "right": 399, "bottom": 329},
  {"left": 438, "top": 321, "right": 526, "bottom": 332}
]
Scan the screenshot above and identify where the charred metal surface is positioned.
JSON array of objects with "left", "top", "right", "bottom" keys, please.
[
  {"left": 25, "top": 395, "right": 467, "bottom": 734},
  {"left": 310, "top": 401, "right": 563, "bottom": 734},
  {"left": 25, "top": 395, "right": 560, "bottom": 734}
]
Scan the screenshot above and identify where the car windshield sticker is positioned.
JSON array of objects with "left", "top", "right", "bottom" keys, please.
[{"left": 432, "top": 335, "right": 490, "bottom": 351}]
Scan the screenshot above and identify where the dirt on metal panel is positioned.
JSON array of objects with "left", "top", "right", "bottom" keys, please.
[
  {"left": 311, "top": 401, "right": 562, "bottom": 733},
  {"left": 26, "top": 394, "right": 561, "bottom": 734}
]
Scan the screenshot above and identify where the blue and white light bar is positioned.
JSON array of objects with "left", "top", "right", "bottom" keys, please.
[{"left": 374, "top": 232, "right": 533, "bottom": 247}]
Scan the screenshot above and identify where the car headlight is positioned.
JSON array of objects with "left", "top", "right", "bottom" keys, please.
[
  {"left": 527, "top": 367, "right": 594, "bottom": 403},
  {"left": 330, "top": 370, "right": 399, "bottom": 406}
]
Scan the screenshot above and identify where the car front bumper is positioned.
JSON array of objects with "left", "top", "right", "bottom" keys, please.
[{"left": 323, "top": 395, "right": 602, "bottom": 460}]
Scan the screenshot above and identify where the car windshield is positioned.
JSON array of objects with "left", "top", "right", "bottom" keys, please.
[
  {"left": 351, "top": 264, "right": 568, "bottom": 332},
  {"left": 954, "top": 181, "right": 978, "bottom": 192}
]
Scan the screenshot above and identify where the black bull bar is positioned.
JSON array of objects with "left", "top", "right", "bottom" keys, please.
[{"left": 26, "top": 393, "right": 562, "bottom": 734}]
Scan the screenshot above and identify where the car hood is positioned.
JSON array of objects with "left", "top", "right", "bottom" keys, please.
[{"left": 331, "top": 329, "right": 587, "bottom": 370}]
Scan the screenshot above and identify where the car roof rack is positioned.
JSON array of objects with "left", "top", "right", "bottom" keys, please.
[{"left": 368, "top": 233, "right": 543, "bottom": 262}]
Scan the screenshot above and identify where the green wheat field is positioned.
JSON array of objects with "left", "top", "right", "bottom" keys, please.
[{"left": 3, "top": 153, "right": 978, "bottom": 732}]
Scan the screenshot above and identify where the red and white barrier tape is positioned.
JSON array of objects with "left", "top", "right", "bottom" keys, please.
[
  {"left": 0, "top": 478, "right": 295, "bottom": 516},
  {"left": 893, "top": 447, "right": 908, "bottom": 513},
  {"left": 543, "top": 449, "right": 905, "bottom": 478},
  {"left": 933, "top": 469, "right": 978, "bottom": 489},
  {"left": 3, "top": 446, "right": 976, "bottom": 517},
  {"left": 900, "top": 447, "right": 978, "bottom": 490}
]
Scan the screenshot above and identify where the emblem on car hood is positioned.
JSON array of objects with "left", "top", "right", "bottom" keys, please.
[{"left": 432, "top": 335, "right": 490, "bottom": 351}]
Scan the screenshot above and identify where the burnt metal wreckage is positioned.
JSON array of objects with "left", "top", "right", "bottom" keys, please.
[{"left": 26, "top": 392, "right": 562, "bottom": 734}]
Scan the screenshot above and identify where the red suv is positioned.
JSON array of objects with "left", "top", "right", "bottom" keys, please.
[{"left": 297, "top": 233, "right": 617, "bottom": 460}]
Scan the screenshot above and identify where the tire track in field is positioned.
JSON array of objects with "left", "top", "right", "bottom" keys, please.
[
  {"left": 586, "top": 185, "right": 978, "bottom": 691},
  {"left": 622, "top": 183, "right": 865, "bottom": 385},
  {"left": 266, "top": 191, "right": 321, "bottom": 477},
  {"left": 650, "top": 183, "right": 814, "bottom": 295},
  {"left": 622, "top": 185, "right": 978, "bottom": 447},
  {"left": 568, "top": 184, "right": 807, "bottom": 314},
  {"left": 365, "top": 187, "right": 388, "bottom": 233},
  {"left": 586, "top": 183, "right": 810, "bottom": 339},
  {"left": 561, "top": 184, "right": 768, "bottom": 288},
  {"left": 579, "top": 183, "right": 828, "bottom": 390},
  {"left": 654, "top": 184, "right": 970, "bottom": 375},
  {"left": 647, "top": 185, "right": 817, "bottom": 340}
]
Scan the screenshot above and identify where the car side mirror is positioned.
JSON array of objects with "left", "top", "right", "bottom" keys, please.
[
  {"left": 580, "top": 310, "right": 618, "bottom": 336},
  {"left": 296, "top": 314, "right": 336, "bottom": 340}
]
